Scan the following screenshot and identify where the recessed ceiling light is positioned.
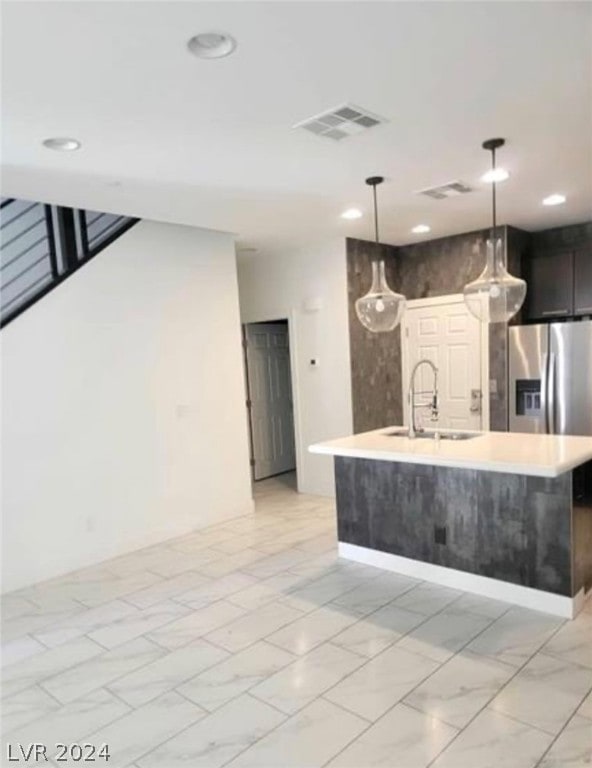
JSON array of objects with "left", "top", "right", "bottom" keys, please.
[
  {"left": 341, "top": 208, "right": 363, "bottom": 220},
  {"left": 42, "top": 137, "right": 81, "bottom": 151},
  {"left": 481, "top": 168, "right": 510, "bottom": 183},
  {"left": 412, "top": 224, "right": 431, "bottom": 234},
  {"left": 542, "top": 193, "right": 566, "bottom": 206},
  {"left": 187, "top": 32, "right": 237, "bottom": 59}
]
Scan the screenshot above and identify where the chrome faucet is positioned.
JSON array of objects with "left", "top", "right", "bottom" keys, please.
[{"left": 409, "top": 359, "right": 439, "bottom": 438}]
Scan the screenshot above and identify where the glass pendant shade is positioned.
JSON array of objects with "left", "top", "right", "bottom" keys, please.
[
  {"left": 355, "top": 259, "right": 407, "bottom": 333},
  {"left": 463, "top": 237, "right": 527, "bottom": 323},
  {"left": 354, "top": 175, "right": 407, "bottom": 333},
  {"left": 463, "top": 137, "right": 527, "bottom": 324}
]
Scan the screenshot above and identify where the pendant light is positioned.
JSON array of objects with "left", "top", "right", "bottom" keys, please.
[
  {"left": 463, "top": 138, "right": 526, "bottom": 324},
  {"left": 355, "top": 176, "right": 406, "bottom": 333}
]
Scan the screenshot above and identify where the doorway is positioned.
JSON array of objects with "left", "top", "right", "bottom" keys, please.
[
  {"left": 243, "top": 320, "right": 297, "bottom": 481},
  {"left": 401, "top": 295, "right": 490, "bottom": 431}
]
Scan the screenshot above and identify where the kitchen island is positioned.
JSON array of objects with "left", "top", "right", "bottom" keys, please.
[{"left": 310, "top": 428, "right": 592, "bottom": 618}]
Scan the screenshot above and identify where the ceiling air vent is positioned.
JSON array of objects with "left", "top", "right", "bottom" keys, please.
[
  {"left": 418, "top": 181, "right": 473, "bottom": 200},
  {"left": 294, "top": 104, "right": 387, "bottom": 141}
]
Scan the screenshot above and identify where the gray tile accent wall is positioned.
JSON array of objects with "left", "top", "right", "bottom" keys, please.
[
  {"left": 335, "top": 456, "right": 574, "bottom": 596},
  {"left": 490, "top": 226, "right": 528, "bottom": 430},
  {"left": 347, "top": 239, "right": 401, "bottom": 433},
  {"left": 347, "top": 227, "right": 529, "bottom": 434},
  {"left": 488, "top": 323, "right": 509, "bottom": 432},
  {"left": 395, "top": 228, "right": 490, "bottom": 298}
]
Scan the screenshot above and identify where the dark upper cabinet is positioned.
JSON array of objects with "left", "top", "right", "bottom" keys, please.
[
  {"left": 526, "top": 249, "right": 574, "bottom": 320},
  {"left": 574, "top": 245, "right": 592, "bottom": 315},
  {"left": 525, "top": 222, "right": 592, "bottom": 322}
]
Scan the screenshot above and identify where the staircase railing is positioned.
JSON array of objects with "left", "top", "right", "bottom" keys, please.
[{"left": 0, "top": 198, "right": 137, "bottom": 328}]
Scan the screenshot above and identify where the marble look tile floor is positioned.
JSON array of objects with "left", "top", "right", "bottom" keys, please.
[{"left": 2, "top": 472, "right": 591, "bottom": 768}]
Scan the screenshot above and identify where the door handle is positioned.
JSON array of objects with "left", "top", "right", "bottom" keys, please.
[
  {"left": 548, "top": 352, "right": 556, "bottom": 434},
  {"left": 542, "top": 309, "right": 569, "bottom": 316},
  {"left": 469, "top": 389, "right": 482, "bottom": 413},
  {"left": 541, "top": 353, "right": 549, "bottom": 433}
]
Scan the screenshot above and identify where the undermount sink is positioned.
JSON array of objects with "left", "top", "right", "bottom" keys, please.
[
  {"left": 417, "top": 430, "right": 479, "bottom": 441},
  {"left": 384, "top": 428, "right": 480, "bottom": 441}
]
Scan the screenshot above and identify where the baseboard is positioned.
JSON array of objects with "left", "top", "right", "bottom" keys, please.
[
  {"left": 102, "top": 499, "right": 257, "bottom": 564},
  {"left": 338, "top": 542, "right": 582, "bottom": 619},
  {"left": 1, "top": 499, "right": 256, "bottom": 595},
  {"left": 132, "top": 499, "right": 257, "bottom": 551}
]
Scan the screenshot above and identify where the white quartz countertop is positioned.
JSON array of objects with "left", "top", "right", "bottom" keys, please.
[{"left": 309, "top": 427, "right": 592, "bottom": 477}]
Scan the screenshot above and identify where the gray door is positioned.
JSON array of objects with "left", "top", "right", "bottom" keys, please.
[
  {"left": 509, "top": 324, "right": 549, "bottom": 433},
  {"left": 245, "top": 322, "right": 297, "bottom": 480},
  {"left": 550, "top": 320, "right": 592, "bottom": 436}
]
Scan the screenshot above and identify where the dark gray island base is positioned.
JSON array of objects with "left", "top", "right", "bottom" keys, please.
[{"left": 334, "top": 456, "right": 592, "bottom": 618}]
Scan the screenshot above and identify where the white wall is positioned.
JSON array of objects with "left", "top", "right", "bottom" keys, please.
[
  {"left": 1, "top": 221, "right": 253, "bottom": 593},
  {"left": 237, "top": 239, "right": 352, "bottom": 497}
]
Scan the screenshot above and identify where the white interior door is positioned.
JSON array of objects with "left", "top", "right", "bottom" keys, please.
[
  {"left": 245, "top": 322, "right": 296, "bottom": 480},
  {"left": 402, "top": 296, "right": 487, "bottom": 431}
]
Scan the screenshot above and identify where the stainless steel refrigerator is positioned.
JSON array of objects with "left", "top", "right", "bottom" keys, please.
[{"left": 509, "top": 320, "right": 592, "bottom": 436}]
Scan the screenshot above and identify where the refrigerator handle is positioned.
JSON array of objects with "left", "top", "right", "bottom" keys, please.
[
  {"left": 541, "top": 352, "right": 549, "bottom": 434},
  {"left": 548, "top": 352, "right": 556, "bottom": 435}
]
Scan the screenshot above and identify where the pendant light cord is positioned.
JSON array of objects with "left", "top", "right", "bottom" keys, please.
[
  {"left": 373, "top": 183, "right": 379, "bottom": 244},
  {"left": 365, "top": 176, "right": 384, "bottom": 264},
  {"left": 491, "top": 146, "right": 497, "bottom": 237}
]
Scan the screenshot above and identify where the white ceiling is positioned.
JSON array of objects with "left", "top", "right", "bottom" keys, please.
[{"left": 2, "top": 1, "right": 591, "bottom": 252}]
